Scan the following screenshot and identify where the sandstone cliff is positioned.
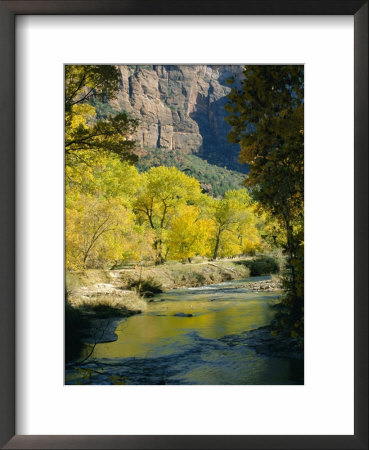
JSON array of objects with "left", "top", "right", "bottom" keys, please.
[{"left": 109, "top": 65, "right": 245, "bottom": 171}]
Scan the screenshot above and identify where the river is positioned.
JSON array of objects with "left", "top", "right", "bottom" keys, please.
[{"left": 65, "top": 276, "right": 303, "bottom": 385}]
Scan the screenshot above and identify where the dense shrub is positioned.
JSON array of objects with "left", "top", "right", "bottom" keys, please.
[
  {"left": 191, "top": 272, "right": 206, "bottom": 284},
  {"left": 128, "top": 277, "right": 163, "bottom": 297},
  {"left": 245, "top": 256, "right": 280, "bottom": 276}
]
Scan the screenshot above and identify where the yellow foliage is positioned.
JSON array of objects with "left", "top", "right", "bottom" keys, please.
[
  {"left": 66, "top": 153, "right": 268, "bottom": 267},
  {"left": 69, "top": 103, "right": 96, "bottom": 129},
  {"left": 168, "top": 206, "right": 214, "bottom": 260},
  {"left": 66, "top": 194, "right": 135, "bottom": 269},
  {"left": 206, "top": 189, "right": 263, "bottom": 259}
]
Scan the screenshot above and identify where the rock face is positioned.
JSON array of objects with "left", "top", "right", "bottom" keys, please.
[{"left": 110, "top": 65, "right": 245, "bottom": 171}]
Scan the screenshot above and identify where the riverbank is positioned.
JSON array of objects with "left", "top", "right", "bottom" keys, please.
[
  {"left": 65, "top": 257, "right": 282, "bottom": 362},
  {"left": 67, "top": 258, "right": 254, "bottom": 296}
]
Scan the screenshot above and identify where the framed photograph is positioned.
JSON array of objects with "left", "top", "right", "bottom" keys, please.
[{"left": 1, "top": 1, "right": 367, "bottom": 449}]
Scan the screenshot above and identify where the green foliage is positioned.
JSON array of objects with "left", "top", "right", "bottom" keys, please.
[
  {"left": 88, "top": 97, "right": 120, "bottom": 119},
  {"left": 137, "top": 147, "right": 244, "bottom": 197},
  {"left": 226, "top": 65, "right": 304, "bottom": 338},
  {"left": 65, "top": 65, "right": 138, "bottom": 163},
  {"left": 243, "top": 256, "right": 280, "bottom": 276},
  {"left": 225, "top": 65, "right": 304, "bottom": 220},
  {"left": 65, "top": 65, "right": 121, "bottom": 113},
  {"left": 65, "top": 108, "right": 138, "bottom": 161}
]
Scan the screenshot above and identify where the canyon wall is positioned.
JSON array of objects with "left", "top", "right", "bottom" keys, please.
[{"left": 110, "top": 65, "right": 244, "bottom": 170}]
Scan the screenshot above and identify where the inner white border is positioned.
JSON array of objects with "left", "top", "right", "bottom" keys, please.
[{"left": 16, "top": 16, "right": 354, "bottom": 435}]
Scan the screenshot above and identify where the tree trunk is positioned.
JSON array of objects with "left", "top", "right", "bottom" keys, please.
[
  {"left": 212, "top": 232, "right": 221, "bottom": 260},
  {"left": 154, "top": 252, "right": 165, "bottom": 265},
  {"left": 153, "top": 238, "right": 165, "bottom": 265}
]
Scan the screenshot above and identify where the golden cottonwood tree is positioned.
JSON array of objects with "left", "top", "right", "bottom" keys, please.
[
  {"left": 207, "top": 190, "right": 261, "bottom": 259},
  {"left": 66, "top": 150, "right": 141, "bottom": 201},
  {"left": 65, "top": 151, "right": 144, "bottom": 269},
  {"left": 66, "top": 194, "right": 135, "bottom": 269},
  {"left": 66, "top": 153, "right": 265, "bottom": 268},
  {"left": 167, "top": 206, "right": 213, "bottom": 262},
  {"left": 133, "top": 166, "right": 203, "bottom": 264},
  {"left": 224, "top": 190, "right": 262, "bottom": 255}
]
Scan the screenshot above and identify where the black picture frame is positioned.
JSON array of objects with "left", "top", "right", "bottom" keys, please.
[{"left": 0, "top": 1, "right": 367, "bottom": 449}]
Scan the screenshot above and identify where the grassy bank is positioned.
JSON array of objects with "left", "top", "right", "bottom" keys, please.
[{"left": 66, "top": 258, "right": 253, "bottom": 296}]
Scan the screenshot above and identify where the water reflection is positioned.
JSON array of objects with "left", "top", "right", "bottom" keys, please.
[
  {"left": 91, "top": 286, "right": 279, "bottom": 359},
  {"left": 66, "top": 278, "right": 303, "bottom": 385}
]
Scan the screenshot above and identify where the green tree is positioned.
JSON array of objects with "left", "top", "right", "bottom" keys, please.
[
  {"left": 226, "top": 65, "right": 304, "bottom": 336},
  {"left": 65, "top": 65, "right": 138, "bottom": 162}
]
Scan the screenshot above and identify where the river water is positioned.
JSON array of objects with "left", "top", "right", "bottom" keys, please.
[{"left": 65, "top": 276, "right": 303, "bottom": 385}]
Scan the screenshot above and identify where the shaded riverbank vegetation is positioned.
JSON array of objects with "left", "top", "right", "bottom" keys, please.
[{"left": 226, "top": 65, "right": 304, "bottom": 340}]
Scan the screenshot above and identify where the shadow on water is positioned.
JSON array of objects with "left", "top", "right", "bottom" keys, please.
[{"left": 66, "top": 277, "right": 303, "bottom": 385}]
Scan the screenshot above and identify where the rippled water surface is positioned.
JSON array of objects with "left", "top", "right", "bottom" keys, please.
[{"left": 66, "top": 277, "right": 303, "bottom": 385}]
